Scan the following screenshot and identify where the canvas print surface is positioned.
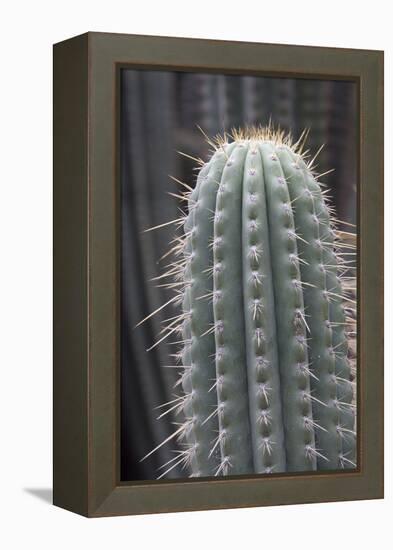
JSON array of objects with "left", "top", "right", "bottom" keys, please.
[{"left": 120, "top": 69, "right": 357, "bottom": 481}]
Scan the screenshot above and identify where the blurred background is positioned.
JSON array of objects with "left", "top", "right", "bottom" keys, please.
[{"left": 120, "top": 68, "right": 358, "bottom": 481}]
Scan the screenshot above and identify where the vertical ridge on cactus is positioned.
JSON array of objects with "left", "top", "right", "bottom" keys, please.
[
  {"left": 242, "top": 143, "right": 286, "bottom": 474},
  {"left": 140, "top": 125, "right": 356, "bottom": 478}
]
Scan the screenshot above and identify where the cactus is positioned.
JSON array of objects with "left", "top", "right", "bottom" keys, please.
[{"left": 141, "top": 125, "right": 356, "bottom": 477}]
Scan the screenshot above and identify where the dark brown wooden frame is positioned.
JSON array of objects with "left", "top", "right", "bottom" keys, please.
[{"left": 53, "top": 32, "right": 384, "bottom": 517}]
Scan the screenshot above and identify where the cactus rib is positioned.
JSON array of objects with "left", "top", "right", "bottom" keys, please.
[
  {"left": 212, "top": 142, "right": 254, "bottom": 475},
  {"left": 242, "top": 144, "right": 286, "bottom": 473}
]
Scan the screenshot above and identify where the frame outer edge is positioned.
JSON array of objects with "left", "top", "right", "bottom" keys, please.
[
  {"left": 55, "top": 32, "right": 384, "bottom": 517},
  {"left": 360, "top": 50, "right": 384, "bottom": 498},
  {"left": 53, "top": 33, "right": 90, "bottom": 517}
]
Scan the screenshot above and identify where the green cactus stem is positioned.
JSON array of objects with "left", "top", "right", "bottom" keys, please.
[{"left": 142, "top": 125, "right": 357, "bottom": 477}]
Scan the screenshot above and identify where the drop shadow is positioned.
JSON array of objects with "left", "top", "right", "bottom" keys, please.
[{"left": 24, "top": 488, "right": 53, "bottom": 504}]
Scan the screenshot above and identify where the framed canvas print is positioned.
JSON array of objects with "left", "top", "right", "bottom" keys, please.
[{"left": 53, "top": 32, "right": 384, "bottom": 517}]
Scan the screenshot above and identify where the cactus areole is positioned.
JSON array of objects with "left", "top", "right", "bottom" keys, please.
[{"left": 143, "top": 126, "right": 356, "bottom": 478}]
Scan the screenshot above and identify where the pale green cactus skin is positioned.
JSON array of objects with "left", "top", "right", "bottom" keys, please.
[{"left": 148, "top": 131, "right": 356, "bottom": 477}]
